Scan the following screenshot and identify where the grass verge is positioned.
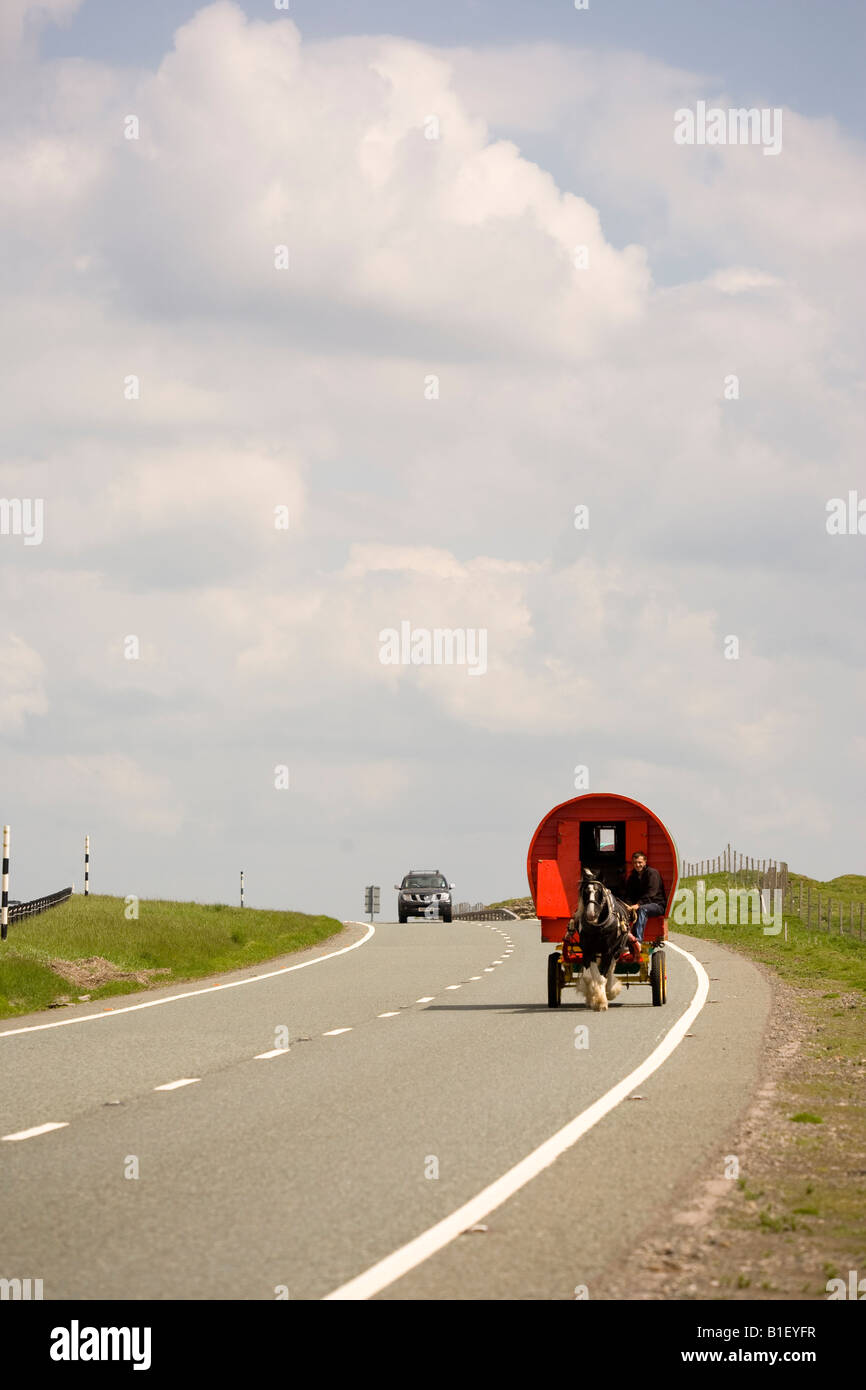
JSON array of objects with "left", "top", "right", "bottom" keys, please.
[
  {"left": 613, "top": 871, "right": 866, "bottom": 1299},
  {"left": 0, "top": 894, "right": 343, "bottom": 1019}
]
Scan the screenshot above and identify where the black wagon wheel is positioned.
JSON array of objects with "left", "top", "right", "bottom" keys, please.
[
  {"left": 650, "top": 946, "right": 667, "bottom": 1006},
  {"left": 547, "top": 951, "right": 563, "bottom": 1008}
]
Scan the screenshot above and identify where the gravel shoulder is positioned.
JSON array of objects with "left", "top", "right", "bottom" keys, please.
[{"left": 597, "top": 940, "right": 866, "bottom": 1301}]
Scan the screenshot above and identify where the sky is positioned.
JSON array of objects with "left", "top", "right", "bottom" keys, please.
[{"left": 1, "top": 0, "right": 864, "bottom": 916}]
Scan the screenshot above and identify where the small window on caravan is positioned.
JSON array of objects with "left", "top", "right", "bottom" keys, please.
[{"left": 597, "top": 826, "right": 617, "bottom": 852}]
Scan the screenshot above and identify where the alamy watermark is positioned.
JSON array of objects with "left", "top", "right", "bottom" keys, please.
[
  {"left": 826, "top": 492, "right": 866, "bottom": 535},
  {"left": 826, "top": 1270, "right": 866, "bottom": 1299},
  {"left": 0, "top": 498, "right": 43, "bottom": 545},
  {"left": 674, "top": 101, "right": 782, "bottom": 156},
  {"left": 379, "top": 621, "right": 487, "bottom": 676},
  {"left": 50, "top": 1323, "right": 151, "bottom": 1370},
  {"left": 0, "top": 1276, "right": 43, "bottom": 1299},
  {"left": 671, "top": 884, "right": 783, "bottom": 935}
]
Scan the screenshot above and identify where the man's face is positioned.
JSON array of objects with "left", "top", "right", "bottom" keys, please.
[{"left": 633, "top": 854, "right": 647, "bottom": 872}]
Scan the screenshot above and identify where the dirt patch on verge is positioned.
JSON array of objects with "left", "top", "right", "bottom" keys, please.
[
  {"left": 600, "top": 967, "right": 866, "bottom": 1300},
  {"left": 48, "top": 956, "right": 172, "bottom": 993}
]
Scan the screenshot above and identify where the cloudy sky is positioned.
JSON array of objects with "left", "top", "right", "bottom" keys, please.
[{"left": 1, "top": 0, "right": 864, "bottom": 915}]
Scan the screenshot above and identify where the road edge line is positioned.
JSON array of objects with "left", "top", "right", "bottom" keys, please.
[
  {"left": 0, "top": 922, "right": 375, "bottom": 1039},
  {"left": 323, "top": 939, "right": 708, "bottom": 1300}
]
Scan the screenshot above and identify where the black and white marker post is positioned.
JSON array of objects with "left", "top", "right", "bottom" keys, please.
[
  {"left": 1, "top": 825, "right": 9, "bottom": 941},
  {"left": 240, "top": 870, "right": 244, "bottom": 908},
  {"left": 84, "top": 835, "right": 90, "bottom": 896}
]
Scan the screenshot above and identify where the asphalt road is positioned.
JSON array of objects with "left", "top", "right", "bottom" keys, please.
[{"left": 0, "top": 918, "right": 772, "bottom": 1300}]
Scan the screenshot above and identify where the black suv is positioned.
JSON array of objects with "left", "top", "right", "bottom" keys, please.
[{"left": 395, "top": 870, "right": 454, "bottom": 923}]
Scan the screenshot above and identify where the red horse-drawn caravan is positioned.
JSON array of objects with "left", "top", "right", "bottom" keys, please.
[{"left": 526, "top": 793, "right": 678, "bottom": 1007}]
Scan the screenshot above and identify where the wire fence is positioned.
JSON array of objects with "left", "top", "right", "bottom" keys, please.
[
  {"left": 453, "top": 907, "right": 518, "bottom": 921},
  {"left": 681, "top": 851, "right": 864, "bottom": 941},
  {"left": 681, "top": 844, "right": 787, "bottom": 885}
]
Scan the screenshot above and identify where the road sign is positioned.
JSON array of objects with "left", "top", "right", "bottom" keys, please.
[{"left": 364, "top": 885, "right": 380, "bottom": 920}]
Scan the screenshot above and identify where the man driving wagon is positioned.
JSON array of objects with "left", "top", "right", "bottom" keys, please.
[{"left": 622, "top": 851, "right": 666, "bottom": 954}]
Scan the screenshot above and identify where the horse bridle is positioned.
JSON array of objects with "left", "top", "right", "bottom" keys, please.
[{"left": 581, "top": 877, "right": 614, "bottom": 926}]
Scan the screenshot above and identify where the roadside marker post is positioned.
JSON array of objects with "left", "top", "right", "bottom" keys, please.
[
  {"left": 84, "top": 835, "right": 90, "bottom": 896},
  {"left": 1, "top": 825, "right": 9, "bottom": 940}
]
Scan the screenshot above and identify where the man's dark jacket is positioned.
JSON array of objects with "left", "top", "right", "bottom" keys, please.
[{"left": 623, "top": 865, "right": 666, "bottom": 909}]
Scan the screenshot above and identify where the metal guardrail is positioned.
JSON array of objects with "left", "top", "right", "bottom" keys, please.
[
  {"left": 453, "top": 908, "right": 518, "bottom": 921},
  {"left": 6, "top": 887, "right": 73, "bottom": 924}
]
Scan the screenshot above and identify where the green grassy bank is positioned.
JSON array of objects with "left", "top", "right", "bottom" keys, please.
[
  {"left": 0, "top": 894, "right": 343, "bottom": 1019},
  {"left": 673, "top": 870, "right": 866, "bottom": 995}
]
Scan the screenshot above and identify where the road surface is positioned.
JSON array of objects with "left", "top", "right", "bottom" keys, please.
[{"left": 0, "top": 918, "right": 771, "bottom": 1299}]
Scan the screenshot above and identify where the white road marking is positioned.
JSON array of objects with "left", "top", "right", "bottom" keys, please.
[
  {"left": 0, "top": 922, "right": 376, "bottom": 1038},
  {"left": 2, "top": 1122, "right": 68, "bottom": 1142},
  {"left": 378, "top": 1012, "right": 400, "bottom": 1018},
  {"left": 415, "top": 997, "right": 434, "bottom": 1004},
  {"left": 445, "top": 985, "right": 460, "bottom": 991},
  {"left": 483, "top": 968, "right": 495, "bottom": 972},
  {"left": 323, "top": 1028, "right": 352, "bottom": 1036},
  {"left": 255, "top": 1049, "right": 290, "bottom": 1059},
  {"left": 154, "top": 1079, "right": 200, "bottom": 1091},
  {"left": 469, "top": 976, "right": 482, "bottom": 981},
  {"left": 323, "top": 941, "right": 710, "bottom": 1301}
]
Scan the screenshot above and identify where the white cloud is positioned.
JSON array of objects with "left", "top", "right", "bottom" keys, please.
[
  {"left": 0, "top": 636, "right": 47, "bottom": 725},
  {"left": 0, "top": 0, "right": 82, "bottom": 57},
  {"left": 1, "top": 6, "right": 863, "bottom": 900}
]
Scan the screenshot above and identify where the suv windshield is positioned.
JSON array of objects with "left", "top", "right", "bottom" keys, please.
[{"left": 403, "top": 874, "right": 448, "bottom": 890}]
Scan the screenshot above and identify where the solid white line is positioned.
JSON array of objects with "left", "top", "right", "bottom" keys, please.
[
  {"left": 255, "top": 1048, "right": 290, "bottom": 1059},
  {"left": 2, "top": 1122, "right": 69, "bottom": 1142},
  {"left": 0, "top": 922, "right": 376, "bottom": 1038},
  {"left": 323, "top": 1028, "right": 352, "bottom": 1036},
  {"left": 323, "top": 941, "right": 709, "bottom": 1300},
  {"left": 154, "top": 1078, "right": 200, "bottom": 1091}
]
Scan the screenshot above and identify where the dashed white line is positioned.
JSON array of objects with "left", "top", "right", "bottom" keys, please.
[
  {"left": 0, "top": 922, "right": 376, "bottom": 1038},
  {"left": 445, "top": 985, "right": 461, "bottom": 991},
  {"left": 255, "top": 1049, "right": 290, "bottom": 1059},
  {"left": 2, "top": 1122, "right": 68, "bottom": 1142},
  {"left": 324, "top": 941, "right": 710, "bottom": 1301},
  {"left": 415, "top": 997, "right": 434, "bottom": 1004},
  {"left": 378, "top": 1012, "right": 400, "bottom": 1018},
  {"left": 154, "top": 1079, "right": 200, "bottom": 1091},
  {"left": 323, "top": 1027, "right": 352, "bottom": 1036}
]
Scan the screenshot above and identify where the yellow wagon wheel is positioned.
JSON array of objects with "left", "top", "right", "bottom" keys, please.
[{"left": 650, "top": 946, "right": 667, "bottom": 1006}]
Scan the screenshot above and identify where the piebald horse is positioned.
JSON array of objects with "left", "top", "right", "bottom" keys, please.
[{"left": 566, "top": 867, "right": 635, "bottom": 1011}]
